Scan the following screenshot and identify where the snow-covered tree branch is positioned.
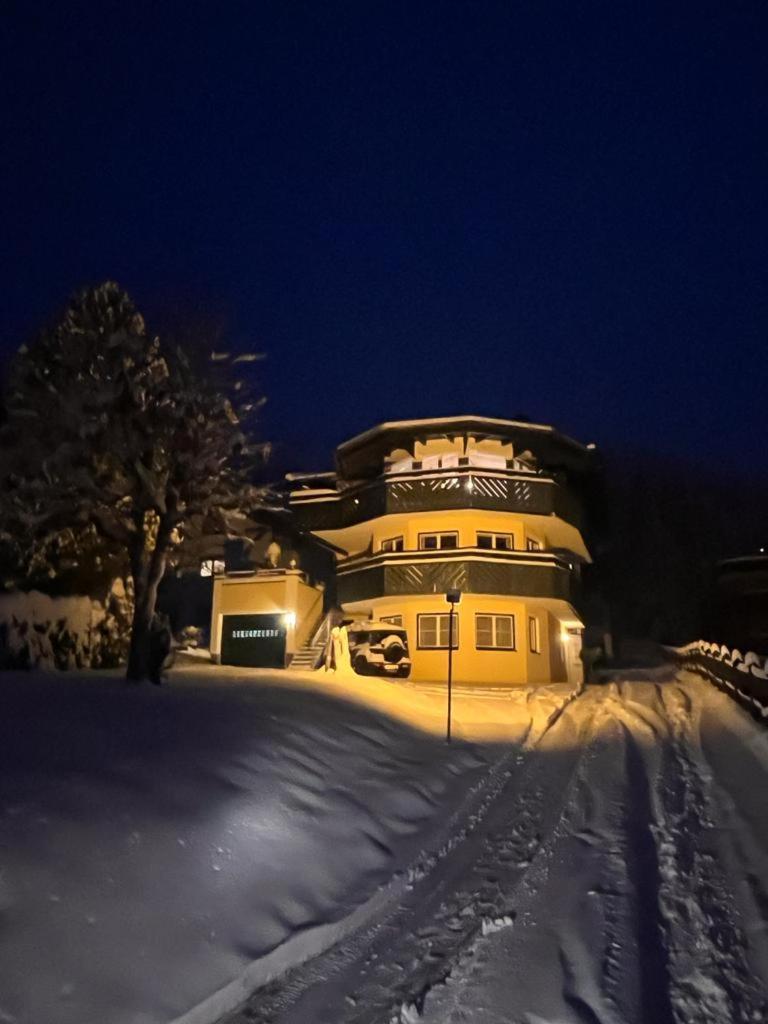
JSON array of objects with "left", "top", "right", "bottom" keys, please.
[{"left": 0, "top": 281, "right": 270, "bottom": 680}]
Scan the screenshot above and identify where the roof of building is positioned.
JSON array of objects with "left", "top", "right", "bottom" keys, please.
[{"left": 335, "top": 414, "right": 593, "bottom": 478}]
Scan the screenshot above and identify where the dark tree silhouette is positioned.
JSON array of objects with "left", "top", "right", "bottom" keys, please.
[{"left": 0, "top": 282, "right": 268, "bottom": 680}]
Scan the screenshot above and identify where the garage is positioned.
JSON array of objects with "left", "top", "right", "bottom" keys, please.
[{"left": 220, "top": 613, "right": 287, "bottom": 668}]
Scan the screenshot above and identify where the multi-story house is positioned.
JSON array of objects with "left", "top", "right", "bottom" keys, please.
[{"left": 286, "top": 415, "right": 592, "bottom": 686}]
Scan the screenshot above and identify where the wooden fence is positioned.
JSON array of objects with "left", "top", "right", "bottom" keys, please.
[{"left": 670, "top": 639, "right": 768, "bottom": 719}]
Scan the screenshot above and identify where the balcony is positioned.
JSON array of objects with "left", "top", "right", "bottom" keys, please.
[
  {"left": 289, "top": 465, "right": 582, "bottom": 531},
  {"left": 335, "top": 546, "right": 575, "bottom": 605}
]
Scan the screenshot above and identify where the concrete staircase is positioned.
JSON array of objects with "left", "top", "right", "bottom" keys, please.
[
  {"left": 289, "top": 612, "right": 334, "bottom": 671},
  {"left": 289, "top": 642, "right": 326, "bottom": 671}
]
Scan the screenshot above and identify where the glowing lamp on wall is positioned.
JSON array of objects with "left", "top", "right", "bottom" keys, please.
[{"left": 283, "top": 612, "right": 297, "bottom": 628}]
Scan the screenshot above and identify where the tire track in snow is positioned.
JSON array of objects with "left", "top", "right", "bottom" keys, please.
[
  {"left": 607, "top": 682, "right": 768, "bottom": 1024},
  {"left": 225, "top": 691, "right": 592, "bottom": 1024},
  {"left": 410, "top": 692, "right": 638, "bottom": 1024},
  {"left": 382, "top": 695, "right": 605, "bottom": 1024},
  {"left": 225, "top": 675, "right": 768, "bottom": 1024},
  {"left": 418, "top": 680, "right": 768, "bottom": 1024},
  {"left": 684, "top": 674, "right": 768, "bottom": 990},
  {"left": 615, "top": 719, "right": 675, "bottom": 1024},
  {"left": 655, "top": 683, "right": 768, "bottom": 1023}
]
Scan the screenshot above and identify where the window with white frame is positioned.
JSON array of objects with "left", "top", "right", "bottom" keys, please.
[
  {"left": 475, "top": 613, "right": 515, "bottom": 649},
  {"left": 419, "top": 532, "right": 458, "bottom": 550},
  {"left": 381, "top": 536, "right": 404, "bottom": 553},
  {"left": 477, "top": 532, "right": 514, "bottom": 551},
  {"left": 417, "top": 613, "right": 459, "bottom": 649},
  {"left": 200, "top": 559, "right": 225, "bottom": 577},
  {"left": 380, "top": 615, "right": 403, "bottom": 626},
  {"left": 526, "top": 538, "right": 542, "bottom": 552},
  {"left": 528, "top": 615, "right": 541, "bottom": 653}
]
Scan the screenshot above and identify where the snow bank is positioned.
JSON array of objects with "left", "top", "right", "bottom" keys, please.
[{"left": 0, "top": 666, "right": 559, "bottom": 1024}]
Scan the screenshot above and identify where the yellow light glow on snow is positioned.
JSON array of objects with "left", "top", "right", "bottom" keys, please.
[{"left": 183, "top": 661, "right": 579, "bottom": 744}]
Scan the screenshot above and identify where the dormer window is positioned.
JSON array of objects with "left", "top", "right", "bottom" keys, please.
[{"left": 381, "top": 536, "right": 404, "bottom": 553}]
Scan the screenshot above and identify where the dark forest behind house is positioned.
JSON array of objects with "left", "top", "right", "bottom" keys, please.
[{"left": 586, "top": 450, "right": 768, "bottom": 652}]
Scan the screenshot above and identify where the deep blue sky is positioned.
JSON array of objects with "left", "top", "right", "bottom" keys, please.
[{"left": 2, "top": 2, "right": 767, "bottom": 471}]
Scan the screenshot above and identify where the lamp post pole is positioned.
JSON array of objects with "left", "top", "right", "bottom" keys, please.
[{"left": 445, "top": 590, "right": 461, "bottom": 743}]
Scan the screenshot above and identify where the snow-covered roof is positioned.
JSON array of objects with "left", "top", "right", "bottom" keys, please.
[
  {"left": 284, "top": 470, "right": 338, "bottom": 484},
  {"left": 336, "top": 415, "right": 592, "bottom": 478}
]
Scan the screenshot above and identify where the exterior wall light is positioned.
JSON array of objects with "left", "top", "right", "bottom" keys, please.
[{"left": 283, "top": 612, "right": 297, "bottom": 628}]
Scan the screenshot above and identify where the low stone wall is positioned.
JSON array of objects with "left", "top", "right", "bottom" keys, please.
[{"left": 670, "top": 639, "right": 768, "bottom": 719}]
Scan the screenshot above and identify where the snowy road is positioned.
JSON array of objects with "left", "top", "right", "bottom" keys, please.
[{"left": 225, "top": 670, "right": 768, "bottom": 1024}]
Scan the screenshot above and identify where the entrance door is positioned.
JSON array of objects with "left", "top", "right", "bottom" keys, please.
[
  {"left": 563, "top": 628, "right": 584, "bottom": 687},
  {"left": 220, "top": 613, "right": 287, "bottom": 668}
]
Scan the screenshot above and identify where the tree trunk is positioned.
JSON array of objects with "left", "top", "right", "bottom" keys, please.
[
  {"left": 126, "top": 584, "right": 153, "bottom": 682},
  {"left": 125, "top": 527, "right": 169, "bottom": 682}
]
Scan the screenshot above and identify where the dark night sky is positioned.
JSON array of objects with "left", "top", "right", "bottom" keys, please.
[{"left": 2, "top": 2, "right": 767, "bottom": 472}]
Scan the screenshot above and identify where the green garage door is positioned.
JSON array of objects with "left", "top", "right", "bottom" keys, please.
[{"left": 220, "top": 613, "right": 287, "bottom": 668}]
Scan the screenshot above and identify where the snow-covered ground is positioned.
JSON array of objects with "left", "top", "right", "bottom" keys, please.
[
  {"left": 0, "top": 664, "right": 570, "bottom": 1024},
  {"left": 226, "top": 668, "right": 768, "bottom": 1024},
  {"left": 4, "top": 665, "right": 767, "bottom": 1024}
]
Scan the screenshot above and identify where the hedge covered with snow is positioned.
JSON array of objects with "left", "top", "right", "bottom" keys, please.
[{"left": 0, "top": 581, "right": 132, "bottom": 671}]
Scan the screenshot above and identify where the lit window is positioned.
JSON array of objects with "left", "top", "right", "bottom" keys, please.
[
  {"left": 528, "top": 616, "right": 541, "bottom": 653},
  {"left": 419, "top": 532, "right": 459, "bottom": 550},
  {"left": 477, "top": 532, "right": 514, "bottom": 551},
  {"left": 476, "top": 614, "right": 515, "bottom": 649},
  {"left": 526, "top": 538, "right": 542, "bottom": 552},
  {"left": 381, "top": 536, "right": 404, "bottom": 553},
  {"left": 200, "top": 559, "right": 225, "bottom": 577},
  {"left": 417, "top": 613, "right": 459, "bottom": 649},
  {"left": 381, "top": 615, "right": 403, "bottom": 626}
]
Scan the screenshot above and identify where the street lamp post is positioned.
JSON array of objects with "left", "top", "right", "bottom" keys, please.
[{"left": 445, "top": 589, "right": 461, "bottom": 743}]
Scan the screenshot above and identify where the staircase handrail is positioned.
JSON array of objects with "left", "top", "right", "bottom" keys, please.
[{"left": 309, "top": 611, "right": 334, "bottom": 651}]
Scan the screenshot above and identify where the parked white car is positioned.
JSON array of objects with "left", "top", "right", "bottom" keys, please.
[{"left": 346, "top": 620, "right": 412, "bottom": 679}]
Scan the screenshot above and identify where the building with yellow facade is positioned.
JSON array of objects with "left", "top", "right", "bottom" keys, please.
[{"left": 285, "top": 415, "right": 592, "bottom": 687}]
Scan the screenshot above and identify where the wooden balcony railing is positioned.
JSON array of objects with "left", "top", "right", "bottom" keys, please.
[
  {"left": 335, "top": 546, "right": 575, "bottom": 605},
  {"left": 290, "top": 466, "right": 582, "bottom": 531}
]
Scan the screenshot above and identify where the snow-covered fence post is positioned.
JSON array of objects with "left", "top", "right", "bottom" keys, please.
[{"left": 669, "top": 639, "right": 768, "bottom": 720}]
